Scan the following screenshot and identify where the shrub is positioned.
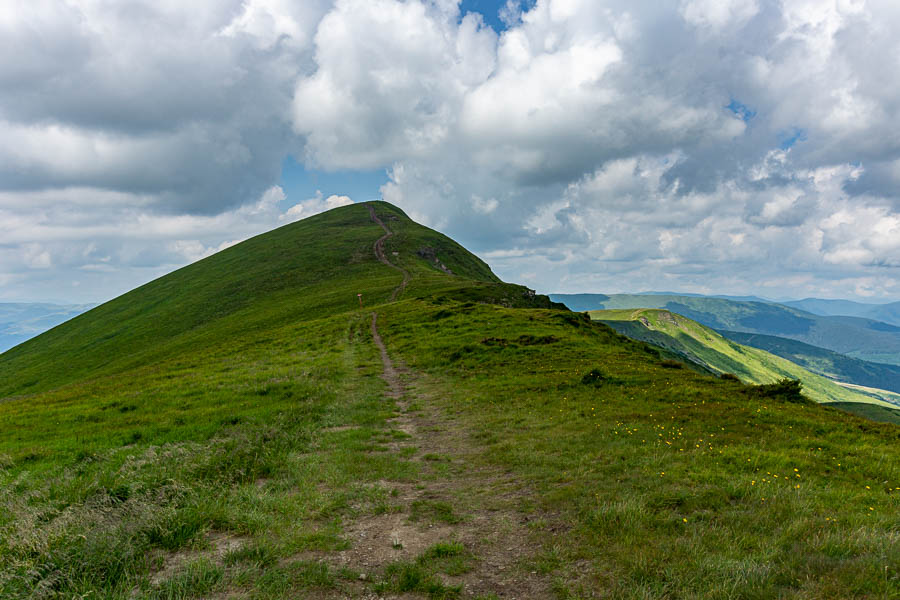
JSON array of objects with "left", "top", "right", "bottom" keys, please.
[
  {"left": 581, "top": 369, "right": 608, "bottom": 385},
  {"left": 744, "top": 379, "right": 809, "bottom": 404}
]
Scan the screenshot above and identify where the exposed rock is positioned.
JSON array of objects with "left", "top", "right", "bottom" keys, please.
[{"left": 416, "top": 247, "right": 454, "bottom": 275}]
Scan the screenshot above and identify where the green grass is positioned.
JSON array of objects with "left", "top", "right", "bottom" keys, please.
[
  {"left": 374, "top": 542, "right": 471, "bottom": 599},
  {"left": 592, "top": 308, "right": 900, "bottom": 408},
  {"left": 827, "top": 402, "right": 900, "bottom": 425},
  {"left": 1, "top": 202, "right": 898, "bottom": 599}
]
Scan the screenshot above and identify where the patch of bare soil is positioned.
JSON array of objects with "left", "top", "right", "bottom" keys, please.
[{"left": 149, "top": 531, "right": 249, "bottom": 586}]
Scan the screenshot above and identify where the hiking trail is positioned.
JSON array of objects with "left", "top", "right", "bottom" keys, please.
[
  {"left": 330, "top": 204, "right": 553, "bottom": 598},
  {"left": 368, "top": 203, "right": 410, "bottom": 302}
]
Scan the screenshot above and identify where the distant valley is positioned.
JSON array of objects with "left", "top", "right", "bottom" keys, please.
[
  {"left": 720, "top": 330, "right": 900, "bottom": 395},
  {"left": 551, "top": 293, "right": 900, "bottom": 366},
  {"left": 781, "top": 298, "right": 900, "bottom": 327},
  {"left": 591, "top": 308, "right": 900, "bottom": 422}
]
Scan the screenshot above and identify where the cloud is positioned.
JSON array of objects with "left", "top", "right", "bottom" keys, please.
[
  {"left": 281, "top": 192, "right": 354, "bottom": 222},
  {"left": 0, "top": 0, "right": 327, "bottom": 213},
  {"left": 0, "top": 184, "right": 346, "bottom": 302},
  {"left": 680, "top": 0, "right": 759, "bottom": 31},
  {"left": 292, "top": 0, "right": 497, "bottom": 169},
  {"left": 3, "top": 0, "right": 900, "bottom": 304}
]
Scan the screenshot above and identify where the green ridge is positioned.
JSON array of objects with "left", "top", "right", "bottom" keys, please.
[
  {"left": 591, "top": 308, "right": 900, "bottom": 408},
  {"left": 0, "top": 202, "right": 518, "bottom": 399}
]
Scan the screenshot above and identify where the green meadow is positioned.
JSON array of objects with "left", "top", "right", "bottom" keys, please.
[{"left": 1, "top": 202, "right": 897, "bottom": 599}]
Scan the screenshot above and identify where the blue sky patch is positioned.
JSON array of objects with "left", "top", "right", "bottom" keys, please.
[
  {"left": 279, "top": 156, "right": 388, "bottom": 207},
  {"left": 778, "top": 127, "right": 807, "bottom": 150},
  {"left": 726, "top": 99, "right": 756, "bottom": 122},
  {"left": 459, "top": 0, "right": 535, "bottom": 32}
]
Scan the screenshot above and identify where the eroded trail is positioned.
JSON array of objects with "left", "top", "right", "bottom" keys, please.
[
  {"left": 339, "top": 312, "right": 553, "bottom": 598},
  {"left": 334, "top": 205, "right": 553, "bottom": 598},
  {"left": 368, "top": 203, "right": 410, "bottom": 302},
  {"left": 370, "top": 312, "right": 402, "bottom": 400}
]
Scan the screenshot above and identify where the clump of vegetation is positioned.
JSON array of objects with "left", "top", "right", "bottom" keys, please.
[
  {"left": 745, "top": 378, "right": 810, "bottom": 403},
  {"left": 375, "top": 562, "right": 460, "bottom": 599},
  {"left": 660, "top": 359, "right": 684, "bottom": 369},
  {"left": 375, "top": 542, "right": 471, "bottom": 599},
  {"left": 410, "top": 499, "right": 462, "bottom": 524},
  {"left": 720, "top": 372, "right": 740, "bottom": 381},
  {"left": 581, "top": 368, "right": 609, "bottom": 386}
]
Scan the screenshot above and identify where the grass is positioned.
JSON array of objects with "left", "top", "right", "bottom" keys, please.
[
  {"left": 827, "top": 402, "right": 900, "bottom": 425},
  {"left": 410, "top": 499, "right": 463, "bottom": 525},
  {"left": 1, "top": 201, "right": 898, "bottom": 598},
  {"left": 374, "top": 542, "right": 471, "bottom": 599}
]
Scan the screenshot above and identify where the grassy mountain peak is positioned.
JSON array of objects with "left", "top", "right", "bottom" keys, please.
[{"left": 0, "top": 201, "right": 524, "bottom": 399}]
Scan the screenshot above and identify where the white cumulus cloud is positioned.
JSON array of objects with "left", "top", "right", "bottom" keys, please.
[{"left": 2, "top": 0, "right": 900, "bottom": 303}]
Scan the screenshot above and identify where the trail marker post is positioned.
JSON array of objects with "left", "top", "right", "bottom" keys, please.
[{"left": 357, "top": 293, "right": 362, "bottom": 308}]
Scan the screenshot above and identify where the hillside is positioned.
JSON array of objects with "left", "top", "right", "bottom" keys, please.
[
  {"left": 722, "top": 330, "right": 900, "bottom": 394},
  {"left": 0, "top": 202, "right": 515, "bottom": 399},
  {"left": 551, "top": 292, "right": 900, "bottom": 365},
  {"left": 591, "top": 308, "right": 900, "bottom": 409},
  {"left": 1, "top": 202, "right": 898, "bottom": 599}
]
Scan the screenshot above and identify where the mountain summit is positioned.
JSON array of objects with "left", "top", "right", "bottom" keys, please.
[{"left": 0, "top": 202, "right": 543, "bottom": 399}]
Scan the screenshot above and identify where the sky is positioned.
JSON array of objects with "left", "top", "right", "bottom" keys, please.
[{"left": 2, "top": 0, "right": 900, "bottom": 304}]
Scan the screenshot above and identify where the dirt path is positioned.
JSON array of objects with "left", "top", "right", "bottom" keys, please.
[
  {"left": 368, "top": 203, "right": 410, "bottom": 302},
  {"left": 370, "top": 312, "right": 403, "bottom": 400},
  {"left": 326, "top": 312, "right": 554, "bottom": 598},
  {"left": 321, "top": 209, "right": 553, "bottom": 598}
]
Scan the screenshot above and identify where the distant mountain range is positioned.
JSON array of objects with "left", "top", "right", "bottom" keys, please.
[
  {"left": 550, "top": 293, "right": 900, "bottom": 366},
  {"left": 780, "top": 298, "right": 900, "bottom": 326},
  {"left": 0, "top": 303, "right": 94, "bottom": 353}
]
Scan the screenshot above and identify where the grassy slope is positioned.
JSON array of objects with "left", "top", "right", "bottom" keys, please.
[
  {"left": 828, "top": 402, "right": 900, "bottom": 426},
  {"left": 553, "top": 293, "right": 900, "bottom": 365},
  {"left": 722, "top": 329, "right": 900, "bottom": 394},
  {"left": 0, "top": 202, "right": 547, "bottom": 467},
  {"left": 591, "top": 308, "right": 900, "bottom": 409},
  {"left": 0, "top": 202, "right": 517, "bottom": 400},
  {"left": 1, "top": 202, "right": 898, "bottom": 599}
]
